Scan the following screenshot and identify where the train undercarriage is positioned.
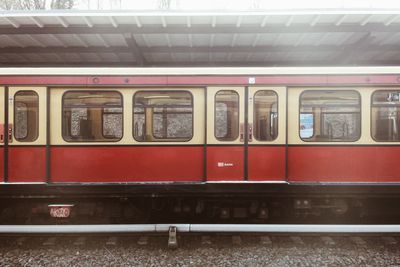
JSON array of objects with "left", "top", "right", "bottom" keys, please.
[{"left": 1, "top": 184, "right": 400, "bottom": 225}]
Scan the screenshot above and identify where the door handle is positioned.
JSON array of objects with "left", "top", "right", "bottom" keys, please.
[
  {"left": 248, "top": 123, "right": 253, "bottom": 142},
  {"left": 239, "top": 123, "right": 244, "bottom": 142},
  {"left": 8, "top": 124, "right": 12, "bottom": 143},
  {"left": 0, "top": 124, "right": 3, "bottom": 143}
]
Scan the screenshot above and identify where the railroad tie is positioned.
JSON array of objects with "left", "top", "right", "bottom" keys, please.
[
  {"left": 73, "top": 237, "right": 86, "bottom": 246},
  {"left": 290, "top": 236, "right": 304, "bottom": 245},
  {"left": 137, "top": 236, "right": 148, "bottom": 246},
  {"left": 43, "top": 237, "right": 57, "bottom": 246},
  {"left": 381, "top": 236, "right": 398, "bottom": 246},
  {"left": 106, "top": 236, "right": 118, "bottom": 246},
  {"left": 16, "top": 237, "right": 27, "bottom": 246},
  {"left": 232, "top": 235, "right": 242, "bottom": 245},
  {"left": 260, "top": 236, "right": 272, "bottom": 246},
  {"left": 350, "top": 237, "right": 367, "bottom": 247},
  {"left": 201, "top": 236, "right": 212, "bottom": 245},
  {"left": 320, "top": 236, "right": 336, "bottom": 246}
]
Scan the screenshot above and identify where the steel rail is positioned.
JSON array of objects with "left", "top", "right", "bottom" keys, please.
[{"left": 0, "top": 224, "right": 400, "bottom": 234}]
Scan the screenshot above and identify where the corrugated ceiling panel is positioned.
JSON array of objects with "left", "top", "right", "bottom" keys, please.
[
  {"left": 109, "top": 16, "right": 136, "bottom": 24},
  {"left": 0, "top": 36, "right": 20, "bottom": 47},
  {"left": 62, "top": 53, "right": 81, "bottom": 62},
  {"left": 190, "top": 34, "right": 211, "bottom": 46},
  {"left": 135, "top": 16, "right": 163, "bottom": 25},
  {"left": 235, "top": 34, "right": 257, "bottom": 46},
  {"left": 238, "top": 15, "right": 265, "bottom": 25},
  {"left": 379, "top": 32, "right": 400, "bottom": 45},
  {"left": 264, "top": 15, "right": 291, "bottom": 24},
  {"left": 149, "top": 52, "right": 174, "bottom": 62},
  {"left": 79, "top": 34, "right": 103, "bottom": 46},
  {"left": 213, "top": 34, "right": 235, "bottom": 46},
  {"left": 118, "top": 53, "right": 135, "bottom": 62},
  {"left": 87, "top": 16, "right": 111, "bottom": 24},
  {"left": 229, "top": 52, "right": 250, "bottom": 61},
  {"left": 55, "top": 34, "right": 86, "bottom": 46},
  {"left": 101, "top": 34, "right": 127, "bottom": 46},
  {"left": 339, "top": 14, "right": 368, "bottom": 23},
  {"left": 192, "top": 52, "right": 210, "bottom": 61},
  {"left": 163, "top": 16, "right": 188, "bottom": 25},
  {"left": 214, "top": 15, "right": 242, "bottom": 25},
  {"left": 8, "top": 17, "right": 33, "bottom": 26},
  {"left": 272, "top": 33, "right": 302, "bottom": 46},
  {"left": 189, "top": 16, "right": 213, "bottom": 25},
  {"left": 144, "top": 34, "right": 171, "bottom": 46},
  {"left": 34, "top": 34, "right": 64, "bottom": 46},
  {"left": 80, "top": 53, "right": 101, "bottom": 61},
  {"left": 257, "top": 33, "right": 281, "bottom": 45},
  {"left": 295, "top": 33, "right": 325, "bottom": 46}
]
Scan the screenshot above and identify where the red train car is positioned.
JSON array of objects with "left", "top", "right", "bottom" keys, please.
[{"left": 1, "top": 66, "right": 400, "bottom": 224}]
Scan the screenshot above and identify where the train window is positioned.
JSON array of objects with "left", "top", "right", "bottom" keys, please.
[
  {"left": 215, "top": 90, "right": 239, "bottom": 141},
  {"left": 133, "top": 91, "right": 193, "bottom": 142},
  {"left": 371, "top": 90, "right": 400, "bottom": 141},
  {"left": 299, "top": 90, "right": 361, "bottom": 142},
  {"left": 14, "top": 91, "right": 39, "bottom": 142},
  {"left": 253, "top": 90, "right": 278, "bottom": 141},
  {"left": 62, "top": 91, "right": 123, "bottom": 142}
]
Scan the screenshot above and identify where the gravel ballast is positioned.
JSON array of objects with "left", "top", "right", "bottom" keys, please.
[{"left": 0, "top": 235, "right": 399, "bottom": 267}]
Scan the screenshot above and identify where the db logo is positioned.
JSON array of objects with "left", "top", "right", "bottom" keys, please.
[{"left": 217, "top": 162, "right": 234, "bottom": 167}]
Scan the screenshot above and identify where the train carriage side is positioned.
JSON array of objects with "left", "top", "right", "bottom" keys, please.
[{"left": 1, "top": 69, "right": 400, "bottom": 186}]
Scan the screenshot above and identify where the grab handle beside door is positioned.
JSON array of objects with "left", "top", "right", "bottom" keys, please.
[
  {"left": 8, "top": 124, "right": 12, "bottom": 143},
  {"left": 0, "top": 124, "right": 4, "bottom": 143}
]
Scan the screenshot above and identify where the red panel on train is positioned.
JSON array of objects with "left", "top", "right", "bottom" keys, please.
[
  {"left": 206, "top": 146, "right": 244, "bottom": 181},
  {"left": 8, "top": 147, "right": 46, "bottom": 182},
  {"left": 288, "top": 146, "right": 400, "bottom": 182},
  {"left": 0, "top": 147, "right": 3, "bottom": 181},
  {"left": 51, "top": 146, "right": 203, "bottom": 182},
  {"left": 248, "top": 146, "right": 286, "bottom": 181}
]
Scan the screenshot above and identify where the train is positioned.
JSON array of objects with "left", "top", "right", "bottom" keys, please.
[{"left": 1, "top": 66, "right": 400, "bottom": 225}]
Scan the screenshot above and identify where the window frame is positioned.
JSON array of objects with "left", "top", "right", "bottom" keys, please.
[
  {"left": 132, "top": 90, "right": 194, "bottom": 142},
  {"left": 13, "top": 90, "right": 39, "bottom": 142},
  {"left": 253, "top": 89, "right": 279, "bottom": 142},
  {"left": 371, "top": 89, "right": 400, "bottom": 142},
  {"left": 61, "top": 90, "right": 124, "bottom": 143},
  {"left": 298, "top": 89, "right": 362, "bottom": 143},
  {"left": 214, "top": 90, "right": 240, "bottom": 142}
]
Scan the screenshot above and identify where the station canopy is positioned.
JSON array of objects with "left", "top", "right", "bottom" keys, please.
[{"left": 1, "top": 10, "right": 400, "bottom": 67}]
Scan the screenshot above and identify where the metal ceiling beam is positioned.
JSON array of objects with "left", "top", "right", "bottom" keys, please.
[
  {"left": 1, "top": 44, "right": 399, "bottom": 54},
  {"left": 1, "top": 24, "right": 400, "bottom": 35},
  {"left": 123, "top": 33, "right": 146, "bottom": 66}
]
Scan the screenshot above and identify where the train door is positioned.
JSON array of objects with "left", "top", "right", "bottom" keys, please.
[
  {"left": 7, "top": 87, "right": 47, "bottom": 182},
  {"left": 0, "top": 88, "right": 4, "bottom": 181},
  {"left": 206, "top": 86, "right": 286, "bottom": 181},
  {"left": 207, "top": 87, "right": 246, "bottom": 180},
  {"left": 247, "top": 87, "right": 286, "bottom": 181}
]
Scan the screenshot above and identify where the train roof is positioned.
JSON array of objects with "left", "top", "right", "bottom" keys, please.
[
  {"left": 2, "top": 66, "right": 400, "bottom": 75},
  {"left": 1, "top": 10, "right": 400, "bottom": 68}
]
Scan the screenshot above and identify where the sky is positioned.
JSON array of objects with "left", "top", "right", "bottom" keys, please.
[{"left": 76, "top": 0, "right": 400, "bottom": 10}]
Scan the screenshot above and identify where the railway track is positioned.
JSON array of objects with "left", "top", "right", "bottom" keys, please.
[
  {"left": 0, "top": 230, "right": 400, "bottom": 248},
  {"left": 1, "top": 226, "right": 400, "bottom": 266},
  {"left": 1, "top": 224, "right": 400, "bottom": 248}
]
